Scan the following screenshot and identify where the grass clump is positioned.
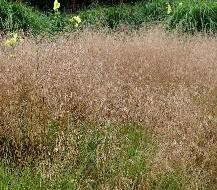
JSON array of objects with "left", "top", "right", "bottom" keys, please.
[
  {"left": 0, "top": 0, "right": 51, "bottom": 33},
  {"left": 78, "top": 1, "right": 167, "bottom": 29},
  {"left": 167, "top": 0, "right": 217, "bottom": 33},
  {"left": 78, "top": 0, "right": 217, "bottom": 33},
  {"left": 0, "top": 0, "right": 76, "bottom": 34},
  {"left": 76, "top": 0, "right": 217, "bottom": 33}
]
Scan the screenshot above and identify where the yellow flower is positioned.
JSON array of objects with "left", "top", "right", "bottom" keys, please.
[
  {"left": 53, "top": 0, "right": 60, "bottom": 11},
  {"left": 70, "top": 16, "right": 81, "bottom": 27},
  {"left": 167, "top": 3, "right": 172, "bottom": 14},
  {"left": 5, "top": 33, "right": 18, "bottom": 48},
  {"left": 74, "top": 23, "right": 79, "bottom": 27},
  {"left": 73, "top": 16, "right": 81, "bottom": 24}
]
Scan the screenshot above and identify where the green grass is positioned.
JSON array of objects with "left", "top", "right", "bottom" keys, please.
[
  {"left": 78, "top": 0, "right": 217, "bottom": 33},
  {"left": 0, "top": 166, "right": 183, "bottom": 190},
  {"left": 0, "top": 165, "right": 183, "bottom": 190},
  {"left": 2, "top": 0, "right": 217, "bottom": 34},
  {"left": 0, "top": 0, "right": 73, "bottom": 34},
  {"left": 0, "top": 164, "right": 77, "bottom": 189},
  {"left": 167, "top": 0, "right": 217, "bottom": 33},
  {"left": 0, "top": 123, "right": 184, "bottom": 189},
  {"left": 77, "top": 1, "right": 167, "bottom": 29},
  {"left": 0, "top": 0, "right": 51, "bottom": 33}
]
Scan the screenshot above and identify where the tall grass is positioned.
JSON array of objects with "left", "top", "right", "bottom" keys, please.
[
  {"left": 1, "top": 28, "right": 217, "bottom": 188},
  {"left": 0, "top": 0, "right": 51, "bottom": 33},
  {"left": 3, "top": 0, "right": 217, "bottom": 34},
  {"left": 78, "top": 1, "right": 167, "bottom": 29},
  {"left": 80, "top": 0, "right": 217, "bottom": 32},
  {"left": 168, "top": 0, "right": 217, "bottom": 33},
  {"left": 0, "top": 0, "right": 75, "bottom": 34}
]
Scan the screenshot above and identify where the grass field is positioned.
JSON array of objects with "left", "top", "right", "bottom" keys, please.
[
  {"left": 2, "top": 0, "right": 217, "bottom": 189},
  {"left": 1, "top": 28, "right": 217, "bottom": 189}
]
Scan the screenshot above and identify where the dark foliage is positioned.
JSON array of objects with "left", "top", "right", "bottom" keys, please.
[{"left": 10, "top": 0, "right": 146, "bottom": 11}]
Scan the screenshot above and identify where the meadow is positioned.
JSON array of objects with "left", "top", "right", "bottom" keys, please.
[
  {"left": 1, "top": 28, "right": 217, "bottom": 189},
  {"left": 1, "top": 0, "right": 217, "bottom": 189}
]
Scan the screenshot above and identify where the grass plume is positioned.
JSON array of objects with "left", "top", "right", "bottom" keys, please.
[{"left": 1, "top": 28, "right": 217, "bottom": 189}]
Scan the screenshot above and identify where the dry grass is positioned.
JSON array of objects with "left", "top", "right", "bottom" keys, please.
[{"left": 1, "top": 28, "right": 217, "bottom": 189}]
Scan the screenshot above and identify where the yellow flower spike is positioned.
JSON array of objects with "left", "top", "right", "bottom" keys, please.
[
  {"left": 70, "top": 16, "right": 82, "bottom": 27},
  {"left": 53, "top": 0, "right": 60, "bottom": 11},
  {"left": 167, "top": 3, "right": 172, "bottom": 14},
  {"left": 5, "top": 33, "right": 18, "bottom": 48}
]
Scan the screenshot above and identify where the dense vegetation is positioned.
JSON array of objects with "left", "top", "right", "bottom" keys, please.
[
  {"left": 1, "top": 0, "right": 217, "bottom": 34},
  {"left": 2, "top": 29, "right": 217, "bottom": 189},
  {"left": 16, "top": 0, "right": 143, "bottom": 10},
  {"left": 2, "top": 0, "right": 217, "bottom": 189}
]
